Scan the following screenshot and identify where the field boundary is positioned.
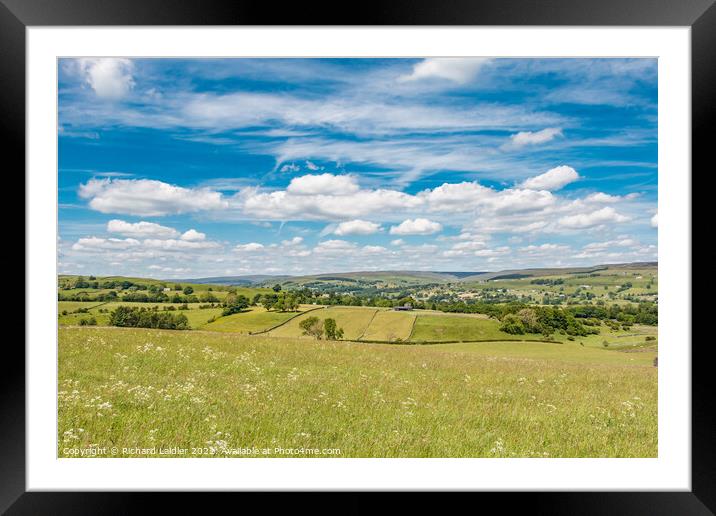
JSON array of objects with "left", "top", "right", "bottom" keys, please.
[
  {"left": 249, "top": 305, "right": 326, "bottom": 335},
  {"left": 355, "top": 309, "right": 380, "bottom": 341},
  {"left": 406, "top": 313, "right": 418, "bottom": 341},
  {"left": 355, "top": 337, "right": 563, "bottom": 345}
]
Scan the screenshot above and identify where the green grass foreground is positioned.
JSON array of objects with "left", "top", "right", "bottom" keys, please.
[{"left": 58, "top": 327, "right": 657, "bottom": 458}]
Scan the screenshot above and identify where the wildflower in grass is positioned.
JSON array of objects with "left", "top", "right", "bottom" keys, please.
[{"left": 490, "top": 439, "right": 506, "bottom": 455}]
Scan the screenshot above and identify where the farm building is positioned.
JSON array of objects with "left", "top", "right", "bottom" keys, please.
[{"left": 393, "top": 304, "right": 413, "bottom": 311}]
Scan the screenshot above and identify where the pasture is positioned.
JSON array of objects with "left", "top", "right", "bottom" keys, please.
[
  {"left": 359, "top": 310, "right": 416, "bottom": 342},
  {"left": 58, "top": 327, "right": 657, "bottom": 458},
  {"left": 203, "top": 305, "right": 314, "bottom": 334},
  {"left": 410, "top": 313, "right": 530, "bottom": 342},
  {"left": 58, "top": 301, "right": 223, "bottom": 330},
  {"left": 268, "top": 306, "right": 379, "bottom": 340}
]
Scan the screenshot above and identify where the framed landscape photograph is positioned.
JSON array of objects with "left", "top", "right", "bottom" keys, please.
[{"left": 7, "top": 0, "right": 714, "bottom": 511}]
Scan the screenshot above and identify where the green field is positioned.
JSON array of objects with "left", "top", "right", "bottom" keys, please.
[
  {"left": 268, "top": 306, "right": 379, "bottom": 340},
  {"left": 58, "top": 301, "right": 658, "bottom": 347},
  {"left": 359, "top": 310, "right": 416, "bottom": 342},
  {"left": 203, "top": 306, "right": 314, "bottom": 334},
  {"left": 410, "top": 313, "right": 535, "bottom": 342},
  {"left": 58, "top": 301, "right": 223, "bottom": 330},
  {"left": 58, "top": 327, "right": 657, "bottom": 458}
]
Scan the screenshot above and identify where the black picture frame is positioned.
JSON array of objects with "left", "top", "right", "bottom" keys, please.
[{"left": 4, "top": 0, "right": 713, "bottom": 512}]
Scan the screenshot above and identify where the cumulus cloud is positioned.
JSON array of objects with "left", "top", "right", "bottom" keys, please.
[
  {"left": 234, "top": 242, "right": 265, "bottom": 252},
  {"left": 240, "top": 186, "right": 421, "bottom": 221},
  {"left": 398, "top": 58, "right": 490, "bottom": 84},
  {"left": 286, "top": 173, "right": 359, "bottom": 195},
  {"left": 558, "top": 207, "right": 629, "bottom": 229},
  {"left": 79, "top": 178, "right": 228, "bottom": 216},
  {"left": 585, "top": 192, "right": 640, "bottom": 203},
  {"left": 313, "top": 239, "right": 358, "bottom": 254},
  {"left": 106, "top": 219, "right": 179, "bottom": 239},
  {"left": 389, "top": 218, "right": 443, "bottom": 235},
  {"left": 521, "top": 166, "right": 579, "bottom": 191},
  {"left": 180, "top": 229, "right": 206, "bottom": 242},
  {"left": 421, "top": 181, "right": 493, "bottom": 212},
  {"left": 651, "top": 213, "right": 658, "bottom": 228},
  {"left": 333, "top": 219, "right": 382, "bottom": 236},
  {"left": 520, "top": 243, "right": 571, "bottom": 254},
  {"left": 76, "top": 58, "right": 135, "bottom": 99},
  {"left": 281, "top": 237, "right": 304, "bottom": 246},
  {"left": 72, "top": 237, "right": 140, "bottom": 252},
  {"left": 142, "top": 238, "right": 220, "bottom": 251},
  {"left": 583, "top": 238, "right": 639, "bottom": 251},
  {"left": 506, "top": 128, "right": 562, "bottom": 149},
  {"left": 361, "top": 245, "right": 388, "bottom": 255}
]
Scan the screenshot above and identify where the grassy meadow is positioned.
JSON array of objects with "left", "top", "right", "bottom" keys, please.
[
  {"left": 57, "top": 268, "right": 658, "bottom": 458},
  {"left": 58, "top": 326, "right": 657, "bottom": 458}
]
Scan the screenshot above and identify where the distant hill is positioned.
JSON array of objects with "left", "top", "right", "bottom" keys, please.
[
  {"left": 172, "top": 275, "right": 293, "bottom": 286},
  {"left": 459, "top": 262, "right": 656, "bottom": 282},
  {"left": 170, "top": 263, "right": 655, "bottom": 287}
]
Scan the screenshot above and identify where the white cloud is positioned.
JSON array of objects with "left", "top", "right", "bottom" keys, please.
[
  {"left": 421, "top": 181, "right": 492, "bottom": 213},
  {"left": 389, "top": 218, "right": 443, "bottom": 236},
  {"left": 72, "top": 237, "right": 140, "bottom": 252},
  {"left": 234, "top": 242, "right": 265, "bottom": 252},
  {"left": 398, "top": 58, "right": 490, "bottom": 84},
  {"left": 143, "top": 238, "right": 220, "bottom": 251},
  {"left": 286, "top": 173, "right": 359, "bottom": 196},
  {"left": 240, "top": 186, "right": 421, "bottom": 221},
  {"left": 313, "top": 239, "right": 358, "bottom": 254},
  {"left": 305, "top": 161, "right": 322, "bottom": 171},
  {"left": 279, "top": 163, "right": 300, "bottom": 173},
  {"left": 390, "top": 239, "right": 406, "bottom": 246},
  {"left": 558, "top": 207, "right": 629, "bottom": 229},
  {"left": 281, "top": 237, "right": 304, "bottom": 246},
  {"left": 77, "top": 58, "right": 135, "bottom": 99},
  {"left": 333, "top": 219, "right": 382, "bottom": 236},
  {"left": 361, "top": 245, "right": 388, "bottom": 255},
  {"left": 106, "top": 219, "right": 179, "bottom": 239},
  {"left": 488, "top": 188, "right": 555, "bottom": 214},
  {"left": 584, "top": 192, "right": 620, "bottom": 203},
  {"left": 180, "top": 229, "right": 206, "bottom": 242},
  {"left": 520, "top": 243, "right": 571, "bottom": 254},
  {"left": 506, "top": 128, "right": 562, "bottom": 148},
  {"left": 585, "top": 192, "right": 640, "bottom": 203},
  {"left": 521, "top": 166, "right": 579, "bottom": 191},
  {"left": 79, "top": 178, "right": 228, "bottom": 216},
  {"left": 583, "top": 238, "right": 639, "bottom": 252},
  {"left": 651, "top": 213, "right": 658, "bottom": 228}
]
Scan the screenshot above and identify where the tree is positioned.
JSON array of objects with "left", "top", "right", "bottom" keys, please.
[
  {"left": 499, "top": 314, "right": 525, "bottom": 335},
  {"left": 299, "top": 316, "right": 323, "bottom": 339},
  {"left": 183, "top": 286, "right": 194, "bottom": 295},
  {"left": 272, "top": 284, "right": 282, "bottom": 292},
  {"left": 222, "top": 295, "right": 249, "bottom": 316},
  {"left": 516, "top": 308, "right": 541, "bottom": 333},
  {"left": 323, "top": 318, "right": 344, "bottom": 340}
]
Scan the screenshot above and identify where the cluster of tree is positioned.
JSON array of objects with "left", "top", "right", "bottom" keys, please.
[
  {"left": 252, "top": 292, "right": 301, "bottom": 312},
  {"left": 222, "top": 294, "right": 250, "bottom": 316},
  {"left": 58, "top": 290, "right": 219, "bottom": 304},
  {"left": 298, "top": 316, "right": 344, "bottom": 340},
  {"left": 530, "top": 278, "right": 565, "bottom": 286},
  {"left": 568, "top": 302, "right": 657, "bottom": 326},
  {"left": 109, "top": 306, "right": 189, "bottom": 330},
  {"left": 498, "top": 307, "right": 599, "bottom": 338}
]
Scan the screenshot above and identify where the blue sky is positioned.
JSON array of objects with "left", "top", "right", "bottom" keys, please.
[{"left": 58, "top": 58, "right": 657, "bottom": 278}]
